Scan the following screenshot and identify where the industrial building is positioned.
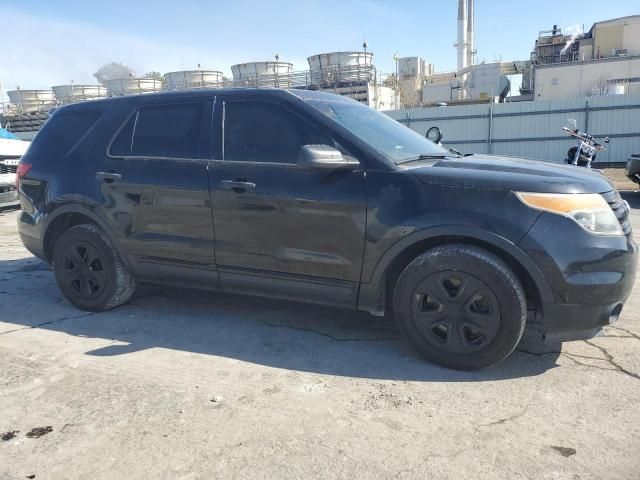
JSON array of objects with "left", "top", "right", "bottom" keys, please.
[
  {"left": 395, "top": 0, "right": 529, "bottom": 107},
  {"left": 396, "top": 13, "right": 640, "bottom": 106},
  {"left": 532, "top": 16, "right": 640, "bottom": 100}
]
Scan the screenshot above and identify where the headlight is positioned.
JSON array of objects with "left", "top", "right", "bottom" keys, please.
[{"left": 516, "top": 192, "right": 623, "bottom": 236}]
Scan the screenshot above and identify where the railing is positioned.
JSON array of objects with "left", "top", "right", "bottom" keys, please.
[
  {"left": 226, "top": 64, "right": 391, "bottom": 90},
  {"left": 0, "top": 66, "right": 398, "bottom": 127}
]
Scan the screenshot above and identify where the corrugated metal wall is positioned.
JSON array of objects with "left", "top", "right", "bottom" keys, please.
[{"left": 386, "top": 95, "right": 640, "bottom": 164}]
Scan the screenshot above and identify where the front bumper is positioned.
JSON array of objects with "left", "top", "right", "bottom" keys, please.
[
  {"left": 519, "top": 210, "right": 637, "bottom": 341},
  {"left": 19, "top": 230, "right": 46, "bottom": 261}
]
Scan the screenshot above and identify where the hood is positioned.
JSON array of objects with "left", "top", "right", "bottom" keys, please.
[{"left": 402, "top": 154, "right": 614, "bottom": 194}]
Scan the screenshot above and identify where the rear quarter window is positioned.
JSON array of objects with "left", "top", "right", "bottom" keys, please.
[
  {"left": 109, "top": 102, "right": 206, "bottom": 159},
  {"left": 28, "top": 110, "right": 101, "bottom": 156}
]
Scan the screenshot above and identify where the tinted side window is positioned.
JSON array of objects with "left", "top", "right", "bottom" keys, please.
[
  {"left": 223, "top": 102, "right": 328, "bottom": 163},
  {"left": 111, "top": 102, "right": 205, "bottom": 158},
  {"left": 29, "top": 110, "right": 101, "bottom": 156}
]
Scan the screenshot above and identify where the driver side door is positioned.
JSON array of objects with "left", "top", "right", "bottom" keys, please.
[{"left": 208, "top": 98, "right": 367, "bottom": 308}]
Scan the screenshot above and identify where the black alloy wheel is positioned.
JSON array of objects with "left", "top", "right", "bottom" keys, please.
[{"left": 393, "top": 244, "right": 527, "bottom": 370}]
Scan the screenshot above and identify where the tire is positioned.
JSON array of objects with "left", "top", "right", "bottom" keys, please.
[
  {"left": 52, "top": 223, "right": 135, "bottom": 312},
  {"left": 393, "top": 244, "right": 526, "bottom": 370}
]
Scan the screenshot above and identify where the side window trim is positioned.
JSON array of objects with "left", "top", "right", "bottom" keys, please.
[
  {"left": 107, "top": 99, "right": 211, "bottom": 161},
  {"left": 129, "top": 109, "right": 140, "bottom": 155},
  {"left": 210, "top": 96, "right": 220, "bottom": 160},
  {"left": 221, "top": 99, "right": 226, "bottom": 161},
  {"left": 106, "top": 109, "right": 137, "bottom": 159}
]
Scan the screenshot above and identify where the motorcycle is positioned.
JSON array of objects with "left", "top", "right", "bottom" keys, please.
[
  {"left": 626, "top": 154, "right": 640, "bottom": 186},
  {"left": 562, "top": 119, "right": 609, "bottom": 168}
]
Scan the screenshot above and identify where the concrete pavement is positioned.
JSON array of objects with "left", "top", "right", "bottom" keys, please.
[{"left": 1, "top": 193, "right": 639, "bottom": 479}]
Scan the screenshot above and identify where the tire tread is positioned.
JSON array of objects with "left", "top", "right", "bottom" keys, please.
[
  {"left": 53, "top": 224, "right": 135, "bottom": 311},
  {"left": 393, "top": 244, "right": 527, "bottom": 370}
]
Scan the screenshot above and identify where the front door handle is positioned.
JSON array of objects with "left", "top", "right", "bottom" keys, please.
[
  {"left": 221, "top": 180, "right": 256, "bottom": 193},
  {"left": 96, "top": 171, "right": 122, "bottom": 183}
]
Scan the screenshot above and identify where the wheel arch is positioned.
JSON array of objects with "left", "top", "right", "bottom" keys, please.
[
  {"left": 42, "top": 205, "right": 123, "bottom": 264},
  {"left": 357, "top": 226, "right": 554, "bottom": 315}
]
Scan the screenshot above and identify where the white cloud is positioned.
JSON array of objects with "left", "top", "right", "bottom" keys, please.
[
  {"left": 0, "top": 8, "right": 244, "bottom": 92},
  {"left": 0, "top": 2, "right": 409, "bottom": 107}
]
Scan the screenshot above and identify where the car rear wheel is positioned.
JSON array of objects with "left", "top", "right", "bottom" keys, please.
[
  {"left": 53, "top": 224, "right": 135, "bottom": 311},
  {"left": 393, "top": 244, "right": 527, "bottom": 370}
]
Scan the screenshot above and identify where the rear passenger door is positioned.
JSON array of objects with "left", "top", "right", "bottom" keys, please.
[{"left": 100, "top": 98, "right": 218, "bottom": 287}]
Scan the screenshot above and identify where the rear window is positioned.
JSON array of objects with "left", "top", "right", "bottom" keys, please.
[
  {"left": 110, "top": 102, "right": 205, "bottom": 158},
  {"left": 29, "top": 110, "right": 101, "bottom": 156}
]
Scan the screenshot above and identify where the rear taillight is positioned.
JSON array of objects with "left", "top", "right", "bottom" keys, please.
[{"left": 16, "top": 163, "right": 32, "bottom": 189}]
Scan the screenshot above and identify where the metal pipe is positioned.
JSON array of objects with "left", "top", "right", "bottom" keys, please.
[
  {"left": 17, "top": 87, "right": 24, "bottom": 115},
  {"left": 396, "top": 103, "right": 640, "bottom": 124},
  {"left": 457, "top": 0, "right": 468, "bottom": 71},
  {"left": 585, "top": 99, "right": 590, "bottom": 133},
  {"left": 467, "top": 0, "right": 474, "bottom": 67},
  {"left": 488, "top": 96, "right": 494, "bottom": 154}
]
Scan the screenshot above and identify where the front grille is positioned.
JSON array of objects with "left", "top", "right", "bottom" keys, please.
[
  {"left": 0, "top": 157, "right": 20, "bottom": 174},
  {"left": 602, "top": 190, "right": 632, "bottom": 236},
  {"left": 0, "top": 164, "right": 18, "bottom": 174}
]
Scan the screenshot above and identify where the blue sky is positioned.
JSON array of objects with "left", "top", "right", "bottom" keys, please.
[{"left": 1, "top": 0, "right": 638, "bottom": 92}]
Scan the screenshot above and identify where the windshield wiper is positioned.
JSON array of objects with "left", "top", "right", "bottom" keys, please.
[{"left": 398, "top": 153, "right": 450, "bottom": 163}]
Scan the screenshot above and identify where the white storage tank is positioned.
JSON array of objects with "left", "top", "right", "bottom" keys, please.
[
  {"left": 164, "top": 70, "right": 225, "bottom": 91},
  {"left": 105, "top": 78, "right": 163, "bottom": 97},
  {"left": 231, "top": 62, "right": 293, "bottom": 88},
  {"left": 7, "top": 89, "right": 56, "bottom": 114},
  {"left": 307, "top": 51, "right": 374, "bottom": 86},
  {"left": 52, "top": 84, "right": 107, "bottom": 104}
]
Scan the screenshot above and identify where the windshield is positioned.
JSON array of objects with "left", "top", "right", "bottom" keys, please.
[{"left": 306, "top": 98, "right": 449, "bottom": 163}]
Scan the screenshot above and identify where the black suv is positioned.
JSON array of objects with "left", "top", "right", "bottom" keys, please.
[{"left": 17, "top": 89, "right": 637, "bottom": 370}]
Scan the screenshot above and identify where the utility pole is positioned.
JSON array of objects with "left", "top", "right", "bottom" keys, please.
[{"left": 393, "top": 53, "right": 399, "bottom": 91}]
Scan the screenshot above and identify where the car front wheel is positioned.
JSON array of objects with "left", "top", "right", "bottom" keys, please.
[{"left": 393, "top": 244, "right": 527, "bottom": 370}]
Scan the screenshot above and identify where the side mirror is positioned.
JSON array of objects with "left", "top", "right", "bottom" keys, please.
[
  {"left": 604, "top": 137, "right": 610, "bottom": 144},
  {"left": 298, "top": 145, "right": 359, "bottom": 170},
  {"left": 426, "top": 126, "right": 443, "bottom": 144}
]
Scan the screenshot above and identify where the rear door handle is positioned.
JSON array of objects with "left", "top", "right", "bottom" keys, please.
[
  {"left": 96, "top": 171, "right": 122, "bottom": 183},
  {"left": 221, "top": 180, "right": 256, "bottom": 192}
]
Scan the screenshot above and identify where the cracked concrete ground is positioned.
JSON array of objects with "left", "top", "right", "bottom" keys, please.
[{"left": 1, "top": 193, "right": 639, "bottom": 480}]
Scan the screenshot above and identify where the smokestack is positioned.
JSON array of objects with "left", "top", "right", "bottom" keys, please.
[
  {"left": 457, "top": 0, "right": 468, "bottom": 71},
  {"left": 466, "top": 0, "right": 474, "bottom": 67}
]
